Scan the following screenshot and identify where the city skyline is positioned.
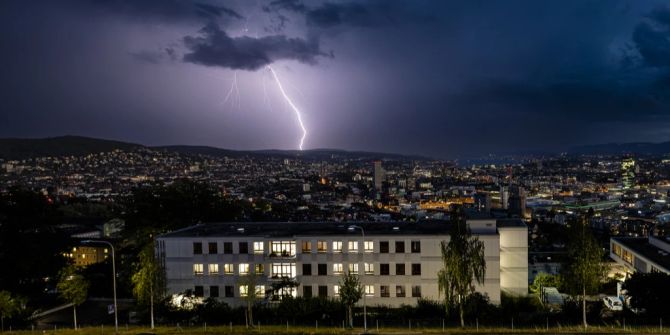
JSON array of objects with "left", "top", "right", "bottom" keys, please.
[{"left": 2, "top": 1, "right": 670, "bottom": 158}]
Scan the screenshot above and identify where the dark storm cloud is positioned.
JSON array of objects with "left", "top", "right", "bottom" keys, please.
[
  {"left": 80, "top": 0, "right": 242, "bottom": 21},
  {"left": 633, "top": 6, "right": 670, "bottom": 68},
  {"left": 182, "top": 23, "right": 330, "bottom": 70},
  {"left": 264, "top": 0, "right": 422, "bottom": 29}
]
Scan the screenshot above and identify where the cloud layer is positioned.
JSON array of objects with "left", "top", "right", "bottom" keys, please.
[{"left": 182, "top": 23, "right": 329, "bottom": 70}]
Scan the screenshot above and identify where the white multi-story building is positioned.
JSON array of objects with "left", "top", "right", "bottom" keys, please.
[{"left": 156, "top": 218, "right": 528, "bottom": 307}]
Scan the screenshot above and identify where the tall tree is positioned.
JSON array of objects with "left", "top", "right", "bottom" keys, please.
[
  {"left": 561, "top": 219, "right": 607, "bottom": 329},
  {"left": 437, "top": 214, "right": 486, "bottom": 327},
  {"left": 339, "top": 271, "right": 363, "bottom": 328},
  {"left": 131, "top": 243, "right": 165, "bottom": 329},
  {"left": 0, "top": 291, "right": 21, "bottom": 332},
  {"left": 57, "top": 266, "right": 89, "bottom": 330},
  {"left": 238, "top": 274, "right": 263, "bottom": 328}
]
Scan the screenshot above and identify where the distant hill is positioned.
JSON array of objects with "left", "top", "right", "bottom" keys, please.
[
  {"left": 157, "top": 145, "right": 430, "bottom": 161},
  {"left": 0, "top": 136, "right": 429, "bottom": 161},
  {"left": 0, "top": 136, "right": 143, "bottom": 159},
  {"left": 569, "top": 141, "right": 670, "bottom": 155}
]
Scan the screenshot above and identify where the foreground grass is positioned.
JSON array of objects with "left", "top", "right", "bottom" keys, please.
[{"left": 6, "top": 324, "right": 670, "bottom": 335}]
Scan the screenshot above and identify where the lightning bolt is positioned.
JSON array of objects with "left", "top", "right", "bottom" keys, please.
[
  {"left": 267, "top": 65, "right": 307, "bottom": 151},
  {"left": 223, "top": 71, "right": 240, "bottom": 109}
]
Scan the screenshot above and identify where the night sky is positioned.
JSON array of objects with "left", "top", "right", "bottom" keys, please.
[{"left": 2, "top": 1, "right": 670, "bottom": 158}]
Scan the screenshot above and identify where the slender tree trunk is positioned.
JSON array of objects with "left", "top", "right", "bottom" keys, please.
[
  {"left": 582, "top": 285, "right": 587, "bottom": 329},
  {"left": 73, "top": 305, "right": 77, "bottom": 330},
  {"left": 150, "top": 288, "right": 155, "bottom": 329},
  {"left": 247, "top": 302, "right": 253, "bottom": 328},
  {"left": 348, "top": 305, "right": 352, "bottom": 328},
  {"left": 459, "top": 304, "right": 465, "bottom": 328},
  {"left": 2, "top": 315, "right": 5, "bottom": 332}
]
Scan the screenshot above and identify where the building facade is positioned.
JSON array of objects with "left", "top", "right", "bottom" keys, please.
[
  {"left": 157, "top": 219, "right": 528, "bottom": 307},
  {"left": 610, "top": 236, "right": 670, "bottom": 275}
]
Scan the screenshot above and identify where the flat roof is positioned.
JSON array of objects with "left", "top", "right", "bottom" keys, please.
[
  {"left": 497, "top": 218, "right": 527, "bottom": 228},
  {"left": 158, "top": 221, "right": 454, "bottom": 238},
  {"left": 612, "top": 237, "right": 670, "bottom": 271},
  {"left": 157, "top": 219, "right": 526, "bottom": 239}
]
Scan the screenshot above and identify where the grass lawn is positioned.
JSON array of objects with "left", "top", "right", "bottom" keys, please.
[{"left": 6, "top": 324, "right": 670, "bottom": 335}]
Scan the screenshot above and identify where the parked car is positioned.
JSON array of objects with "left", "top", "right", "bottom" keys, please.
[{"left": 603, "top": 296, "right": 623, "bottom": 311}]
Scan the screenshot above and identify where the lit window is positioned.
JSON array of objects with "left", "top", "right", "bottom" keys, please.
[
  {"left": 348, "top": 241, "right": 359, "bottom": 253},
  {"left": 239, "top": 263, "right": 250, "bottom": 275},
  {"left": 255, "top": 264, "right": 264, "bottom": 275},
  {"left": 333, "top": 263, "right": 344, "bottom": 274},
  {"left": 348, "top": 263, "right": 359, "bottom": 274},
  {"left": 270, "top": 241, "right": 296, "bottom": 257},
  {"left": 333, "top": 241, "right": 343, "bottom": 253},
  {"left": 255, "top": 285, "right": 265, "bottom": 297},
  {"left": 208, "top": 264, "right": 219, "bottom": 275},
  {"left": 193, "top": 263, "right": 204, "bottom": 275},
  {"left": 272, "top": 263, "right": 296, "bottom": 278},
  {"left": 240, "top": 285, "right": 249, "bottom": 297},
  {"left": 302, "top": 241, "right": 312, "bottom": 253},
  {"left": 253, "top": 242, "right": 264, "bottom": 254},
  {"left": 364, "top": 263, "right": 374, "bottom": 275},
  {"left": 317, "top": 241, "right": 327, "bottom": 253},
  {"left": 334, "top": 285, "right": 340, "bottom": 296},
  {"left": 364, "top": 285, "right": 374, "bottom": 296},
  {"left": 224, "top": 263, "right": 234, "bottom": 274},
  {"left": 364, "top": 241, "right": 374, "bottom": 253}
]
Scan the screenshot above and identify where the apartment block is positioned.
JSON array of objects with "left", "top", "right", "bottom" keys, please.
[{"left": 156, "top": 219, "right": 528, "bottom": 307}]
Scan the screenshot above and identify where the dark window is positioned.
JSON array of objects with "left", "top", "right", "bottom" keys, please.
[
  {"left": 411, "top": 263, "right": 421, "bottom": 276},
  {"left": 225, "top": 285, "right": 234, "bottom": 298},
  {"left": 194, "top": 286, "right": 204, "bottom": 297},
  {"left": 318, "top": 285, "right": 328, "bottom": 298},
  {"left": 239, "top": 242, "right": 249, "bottom": 254},
  {"left": 380, "top": 285, "right": 390, "bottom": 298},
  {"left": 210, "top": 286, "right": 219, "bottom": 298},
  {"left": 193, "top": 242, "right": 202, "bottom": 255},
  {"left": 303, "top": 286, "right": 313, "bottom": 298},
  {"left": 395, "top": 241, "right": 405, "bottom": 253},
  {"left": 396, "top": 285, "right": 406, "bottom": 297},
  {"left": 318, "top": 263, "right": 327, "bottom": 276},
  {"left": 223, "top": 242, "right": 233, "bottom": 254},
  {"left": 380, "top": 263, "right": 390, "bottom": 275},
  {"left": 395, "top": 263, "right": 405, "bottom": 275},
  {"left": 411, "top": 241, "right": 421, "bottom": 253},
  {"left": 208, "top": 242, "right": 218, "bottom": 254},
  {"left": 380, "top": 241, "right": 389, "bottom": 253},
  {"left": 303, "top": 263, "right": 312, "bottom": 276},
  {"left": 411, "top": 285, "right": 421, "bottom": 297}
]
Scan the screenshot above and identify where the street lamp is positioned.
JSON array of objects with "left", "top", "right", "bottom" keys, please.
[
  {"left": 347, "top": 225, "right": 367, "bottom": 333},
  {"left": 82, "top": 240, "right": 118, "bottom": 333}
]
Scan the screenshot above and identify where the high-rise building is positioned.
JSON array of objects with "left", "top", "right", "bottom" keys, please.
[
  {"left": 500, "top": 186, "right": 510, "bottom": 209},
  {"left": 508, "top": 185, "right": 526, "bottom": 218},
  {"left": 373, "top": 161, "right": 384, "bottom": 191},
  {"left": 474, "top": 192, "right": 491, "bottom": 212},
  {"left": 621, "top": 157, "right": 636, "bottom": 190}
]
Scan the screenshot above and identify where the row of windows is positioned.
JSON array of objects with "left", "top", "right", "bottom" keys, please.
[
  {"left": 193, "top": 240, "right": 421, "bottom": 255},
  {"left": 194, "top": 262, "right": 421, "bottom": 276},
  {"left": 194, "top": 284, "right": 422, "bottom": 299}
]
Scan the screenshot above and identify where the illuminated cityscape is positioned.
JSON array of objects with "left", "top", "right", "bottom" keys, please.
[{"left": 3, "top": 0, "right": 670, "bottom": 333}]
